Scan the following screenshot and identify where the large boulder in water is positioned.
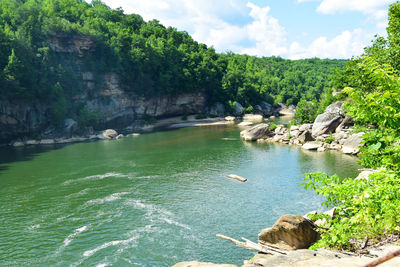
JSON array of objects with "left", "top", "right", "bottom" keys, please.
[
  {"left": 258, "top": 214, "right": 320, "bottom": 251},
  {"left": 254, "top": 101, "right": 274, "bottom": 116},
  {"left": 240, "top": 123, "right": 271, "bottom": 141}
]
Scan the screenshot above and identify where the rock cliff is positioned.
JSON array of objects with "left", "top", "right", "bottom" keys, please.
[{"left": 0, "top": 35, "right": 207, "bottom": 144}]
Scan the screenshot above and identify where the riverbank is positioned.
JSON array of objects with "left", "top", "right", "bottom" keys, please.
[{"left": 5, "top": 115, "right": 232, "bottom": 147}]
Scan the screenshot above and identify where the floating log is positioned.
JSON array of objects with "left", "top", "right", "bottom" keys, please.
[
  {"left": 221, "top": 174, "right": 247, "bottom": 182},
  {"left": 216, "top": 234, "right": 286, "bottom": 255}
]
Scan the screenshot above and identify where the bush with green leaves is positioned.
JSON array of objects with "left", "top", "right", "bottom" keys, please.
[{"left": 302, "top": 170, "right": 400, "bottom": 250}]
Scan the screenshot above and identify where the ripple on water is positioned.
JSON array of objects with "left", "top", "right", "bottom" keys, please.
[{"left": 82, "top": 235, "right": 139, "bottom": 258}]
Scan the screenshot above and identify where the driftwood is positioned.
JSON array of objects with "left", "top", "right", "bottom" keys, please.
[
  {"left": 216, "top": 234, "right": 286, "bottom": 255},
  {"left": 363, "top": 248, "right": 400, "bottom": 267},
  {"left": 220, "top": 174, "right": 247, "bottom": 182}
]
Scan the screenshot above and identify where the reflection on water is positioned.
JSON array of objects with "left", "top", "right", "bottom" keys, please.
[{"left": 0, "top": 125, "right": 360, "bottom": 266}]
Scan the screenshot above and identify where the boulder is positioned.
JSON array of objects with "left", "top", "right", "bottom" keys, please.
[
  {"left": 234, "top": 102, "right": 243, "bottom": 116},
  {"left": 342, "top": 133, "right": 364, "bottom": 154},
  {"left": 116, "top": 134, "right": 124, "bottom": 139},
  {"left": 299, "top": 123, "right": 313, "bottom": 132},
  {"left": 102, "top": 129, "right": 118, "bottom": 139},
  {"left": 258, "top": 214, "right": 320, "bottom": 250},
  {"left": 317, "top": 147, "right": 327, "bottom": 152},
  {"left": 324, "top": 101, "right": 344, "bottom": 116},
  {"left": 224, "top": 116, "right": 235, "bottom": 121},
  {"left": 255, "top": 101, "right": 274, "bottom": 116},
  {"left": 26, "top": 140, "right": 39, "bottom": 145},
  {"left": 297, "top": 131, "right": 314, "bottom": 144},
  {"left": 312, "top": 113, "right": 343, "bottom": 136},
  {"left": 336, "top": 115, "right": 354, "bottom": 132},
  {"left": 11, "top": 141, "right": 25, "bottom": 147},
  {"left": 240, "top": 123, "right": 271, "bottom": 141},
  {"left": 208, "top": 102, "right": 225, "bottom": 117},
  {"left": 290, "top": 129, "right": 300, "bottom": 138},
  {"left": 302, "top": 141, "right": 323, "bottom": 150},
  {"left": 173, "top": 262, "right": 236, "bottom": 267}
]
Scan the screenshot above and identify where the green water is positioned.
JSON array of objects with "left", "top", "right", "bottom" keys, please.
[{"left": 0, "top": 126, "right": 360, "bottom": 266}]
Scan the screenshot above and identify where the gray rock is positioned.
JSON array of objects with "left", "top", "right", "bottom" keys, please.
[
  {"left": 299, "top": 123, "right": 313, "bottom": 132},
  {"left": 324, "top": 101, "right": 344, "bottom": 116},
  {"left": 26, "top": 140, "right": 39, "bottom": 145},
  {"left": 234, "top": 102, "right": 244, "bottom": 116},
  {"left": 297, "top": 131, "right": 314, "bottom": 144},
  {"left": 312, "top": 113, "right": 343, "bottom": 136},
  {"left": 102, "top": 129, "right": 118, "bottom": 139},
  {"left": 258, "top": 214, "right": 320, "bottom": 250},
  {"left": 255, "top": 101, "right": 274, "bottom": 116},
  {"left": 302, "top": 141, "right": 323, "bottom": 150},
  {"left": 336, "top": 115, "right": 354, "bottom": 133},
  {"left": 342, "top": 133, "right": 364, "bottom": 154},
  {"left": 240, "top": 123, "right": 272, "bottom": 141},
  {"left": 290, "top": 129, "right": 300, "bottom": 138},
  {"left": 116, "top": 134, "right": 124, "bottom": 139},
  {"left": 208, "top": 102, "right": 225, "bottom": 116}
]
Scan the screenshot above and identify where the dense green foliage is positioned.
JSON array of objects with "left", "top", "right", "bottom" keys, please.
[
  {"left": 0, "top": 0, "right": 343, "bottom": 125},
  {"left": 303, "top": 1, "right": 400, "bottom": 251}
]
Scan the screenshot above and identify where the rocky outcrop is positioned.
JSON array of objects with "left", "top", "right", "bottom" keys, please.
[
  {"left": 311, "top": 102, "right": 345, "bottom": 137},
  {"left": 50, "top": 34, "right": 96, "bottom": 57},
  {"left": 258, "top": 215, "right": 320, "bottom": 251},
  {"left": 240, "top": 124, "right": 272, "bottom": 141},
  {"left": 242, "top": 244, "right": 400, "bottom": 267}
]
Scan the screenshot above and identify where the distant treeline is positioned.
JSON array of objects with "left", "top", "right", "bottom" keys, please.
[{"left": 0, "top": 0, "right": 345, "bottom": 123}]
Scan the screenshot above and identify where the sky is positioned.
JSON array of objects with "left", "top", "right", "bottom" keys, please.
[{"left": 91, "top": 0, "right": 396, "bottom": 59}]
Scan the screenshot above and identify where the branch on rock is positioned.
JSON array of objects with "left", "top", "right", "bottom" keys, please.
[
  {"left": 216, "top": 234, "right": 287, "bottom": 255},
  {"left": 363, "top": 248, "right": 400, "bottom": 267}
]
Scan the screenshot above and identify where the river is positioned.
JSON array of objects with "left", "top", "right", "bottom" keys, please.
[{"left": 0, "top": 125, "right": 360, "bottom": 266}]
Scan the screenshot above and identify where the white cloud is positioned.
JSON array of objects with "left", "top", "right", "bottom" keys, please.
[
  {"left": 288, "top": 29, "right": 373, "bottom": 59},
  {"left": 240, "top": 3, "right": 288, "bottom": 56},
  {"left": 315, "top": 0, "right": 394, "bottom": 14},
  {"left": 90, "top": 0, "right": 384, "bottom": 59}
]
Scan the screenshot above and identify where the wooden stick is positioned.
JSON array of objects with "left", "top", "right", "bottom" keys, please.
[
  {"left": 216, "top": 234, "right": 286, "bottom": 255},
  {"left": 220, "top": 174, "right": 247, "bottom": 182},
  {"left": 363, "top": 248, "right": 400, "bottom": 267}
]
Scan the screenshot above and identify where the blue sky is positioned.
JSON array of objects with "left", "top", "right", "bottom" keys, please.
[{"left": 93, "top": 0, "right": 396, "bottom": 59}]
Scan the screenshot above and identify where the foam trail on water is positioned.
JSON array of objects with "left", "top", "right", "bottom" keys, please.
[
  {"left": 126, "top": 199, "right": 191, "bottom": 230},
  {"left": 63, "top": 225, "right": 88, "bottom": 247},
  {"left": 83, "top": 235, "right": 138, "bottom": 257},
  {"left": 63, "top": 172, "right": 129, "bottom": 185},
  {"left": 83, "top": 192, "right": 130, "bottom": 207}
]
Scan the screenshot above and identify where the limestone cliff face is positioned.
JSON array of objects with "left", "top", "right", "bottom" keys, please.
[{"left": 0, "top": 35, "right": 207, "bottom": 144}]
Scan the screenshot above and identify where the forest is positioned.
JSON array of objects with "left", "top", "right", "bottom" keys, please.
[
  {"left": 303, "top": 1, "right": 400, "bottom": 251},
  {"left": 0, "top": 0, "right": 344, "bottom": 125}
]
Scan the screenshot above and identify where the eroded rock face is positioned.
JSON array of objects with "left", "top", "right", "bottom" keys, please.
[
  {"left": 258, "top": 214, "right": 320, "bottom": 251},
  {"left": 240, "top": 123, "right": 272, "bottom": 141}
]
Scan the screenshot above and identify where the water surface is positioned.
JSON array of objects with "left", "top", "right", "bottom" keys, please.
[{"left": 0, "top": 125, "right": 360, "bottom": 266}]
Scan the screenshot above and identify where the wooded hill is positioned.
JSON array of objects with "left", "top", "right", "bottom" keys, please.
[{"left": 0, "top": 0, "right": 344, "bottom": 125}]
